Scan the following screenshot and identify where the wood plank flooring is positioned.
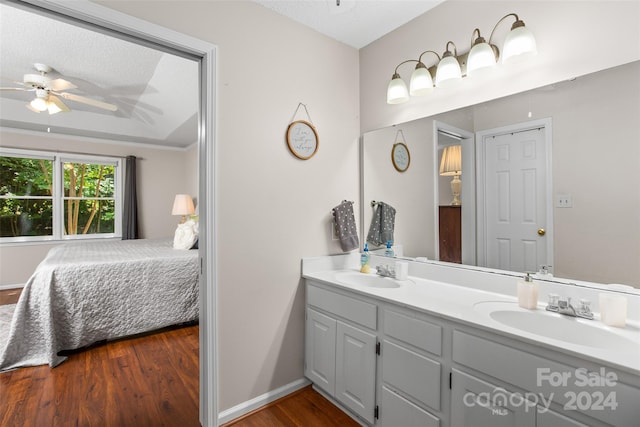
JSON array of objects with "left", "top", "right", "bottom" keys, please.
[
  {"left": 0, "top": 324, "right": 200, "bottom": 427},
  {"left": 1, "top": 324, "right": 357, "bottom": 427},
  {"left": 222, "top": 385, "right": 360, "bottom": 427}
]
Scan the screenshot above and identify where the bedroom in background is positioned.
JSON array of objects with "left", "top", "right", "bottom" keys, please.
[{"left": 0, "top": 0, "right": 217, "bottom": 425}]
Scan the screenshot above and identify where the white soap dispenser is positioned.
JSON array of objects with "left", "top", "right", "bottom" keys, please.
[{"left": 517, "top": 272, "right": 538, "bottom": 310}]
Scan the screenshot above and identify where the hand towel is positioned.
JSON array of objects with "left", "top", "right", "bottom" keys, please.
[
  {"left": 332, "top": 201, "right": 359, "bottom": 252},
  {"left": 367, "top": 202, "right": 396, "bottom": 246}
]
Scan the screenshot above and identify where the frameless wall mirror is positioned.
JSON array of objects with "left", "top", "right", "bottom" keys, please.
[{"left": 362, "top": 61, "right": 640, "bottom": 287}]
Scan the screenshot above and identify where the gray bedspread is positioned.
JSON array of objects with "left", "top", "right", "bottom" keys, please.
[{"left": 0, "top": 238, "right": 199, "bottom": 371}]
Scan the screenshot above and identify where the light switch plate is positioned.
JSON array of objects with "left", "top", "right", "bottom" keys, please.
[{"left": 555, "top": 194, "right": 573, "bottom": 208}]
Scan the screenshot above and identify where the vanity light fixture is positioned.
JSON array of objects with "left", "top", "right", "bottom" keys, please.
[{"left": 386, "top": 13, "right": 537, "bottom": 104}]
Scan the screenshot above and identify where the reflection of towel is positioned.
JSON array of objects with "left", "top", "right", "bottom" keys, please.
[
  {"left": 367, "top": 202, "right": 396, "bottom": 246},
  {"left": 332, "top": 201, "right": 359, "bottom": 252}
]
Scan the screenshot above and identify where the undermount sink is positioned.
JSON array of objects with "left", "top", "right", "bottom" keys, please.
[
  {"left": 474, "top": 301, "right": 638, "bottom": 350},
  {"left": 335, "top": 271, "right": 408, "bottom": 289}
]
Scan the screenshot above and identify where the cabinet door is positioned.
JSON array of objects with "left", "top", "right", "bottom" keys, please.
[
  {"left": 305, "top": 308, "right": 336, "bottom": 395},
  {"left": 335, "top": 321, "right": 377, "bottom": 424},
  {"left": 451, "top": 369, "right": 535, "bottom": 427}
]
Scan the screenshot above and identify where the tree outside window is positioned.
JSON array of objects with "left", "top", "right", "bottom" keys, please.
[{"left": 0, "top": 151, "right": 120, "bottom": 240}]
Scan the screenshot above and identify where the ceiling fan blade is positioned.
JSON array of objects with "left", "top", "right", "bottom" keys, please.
[
  {"left": 47, "top": 78, "right": 77, "bottom": 92},
  {"left": 57, "top": 92, "right": 118, "bottom": 112},
  {"left": 48, "top": 95, "right": 71, "bottom": 114},
  {"left": 0, "top": 87, "right": 33, "bottom": 91}
]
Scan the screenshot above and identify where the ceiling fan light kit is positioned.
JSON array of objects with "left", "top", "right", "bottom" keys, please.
[{"left": 1, "top": 63, "right": 118, "bottom": 115}]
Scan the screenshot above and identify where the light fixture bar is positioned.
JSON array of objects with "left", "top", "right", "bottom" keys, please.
[{"left": 386, "top": 12, "right": 536, "bottom": 104}]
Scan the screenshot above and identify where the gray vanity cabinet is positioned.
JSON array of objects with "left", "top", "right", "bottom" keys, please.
[
  {"left": 378, "top": 308, "right": 443, "bottom": 426},
  {"left": 305, "top": 282, "right": 377, "bottom": 424}
]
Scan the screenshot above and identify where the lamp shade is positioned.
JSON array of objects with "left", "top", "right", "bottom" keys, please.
[
  {"left": 387, "top": 73, "right": 409, "bottom": 104},
  {"left": 435, "top": 55, "right": 462, "bottom": 88},
  {"left": 467, "top": 41, "right": 497, "bottom": 76},
  {"left": 439, "top": 145, "right": 462, "bottom": 176},
  {"left": 502, "top": 22, "right": 537, "bottom": 63},
  {"left": 172, "top": 194, "right": 195, "bottom": 216},
  {"left": 409, "top": 64, "right": 434, "bottom": 96}
]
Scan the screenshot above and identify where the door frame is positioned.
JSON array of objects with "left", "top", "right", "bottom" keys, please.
[
  {"left": 9, "top": 1, "right": 219, "bottom": 425},
  {"left": 475, "top": 118, "right": 553, "bottom": 272},
  {"left": 433, "top": 121, "right": 475, "bottom": 264}
]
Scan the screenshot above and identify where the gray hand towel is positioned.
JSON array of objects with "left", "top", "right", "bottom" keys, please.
[
  {"left": 367, "top": 202, "right": 396, "bottom": 246},
  {"left": 332, "top": 201, "right": 359, "bottom": 252}
]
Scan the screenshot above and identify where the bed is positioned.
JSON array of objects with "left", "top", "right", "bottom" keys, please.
[{"left": 0, "top": 238, "right": 199, "bottom": 371}]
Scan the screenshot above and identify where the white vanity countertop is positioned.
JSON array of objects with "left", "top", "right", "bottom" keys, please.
[{"left": 302, "top": 255, "right": 640, "bottom": 375}]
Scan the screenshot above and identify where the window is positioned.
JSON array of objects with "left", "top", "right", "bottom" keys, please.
[{"left": 1, "top": 148, "right": 122, "bottom": 242}]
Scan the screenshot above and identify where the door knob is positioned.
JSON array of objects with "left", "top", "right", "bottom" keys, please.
[{"left": 537, "top": 228, "right": 546, "bottom": 236}]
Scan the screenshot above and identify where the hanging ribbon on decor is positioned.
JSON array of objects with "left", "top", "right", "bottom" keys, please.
[
  {"left": 391, "top": 129, "right": 411, "bottom": 172},
  {"left": 286, "top": 103, "right": 319, "bottom": 160}
]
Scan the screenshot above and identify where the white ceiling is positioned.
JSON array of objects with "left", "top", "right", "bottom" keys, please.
[
  {"left": 252, "top": 0, "right": 444, "bottom": 49},
  {"left": 0, "top": 1, "right": 442, "bottom": 147}
]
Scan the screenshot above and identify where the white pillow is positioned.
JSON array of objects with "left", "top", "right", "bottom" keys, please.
[{"left": 173, "top": 219, "right": 198, "bottom": 250}]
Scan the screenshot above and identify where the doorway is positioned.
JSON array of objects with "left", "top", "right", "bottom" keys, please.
[
  {"left": 476, "top": 119, "right": 553, "bottom": 274},
  {"left": 4, "top": 1, "right": 218, "bottom": 425}
]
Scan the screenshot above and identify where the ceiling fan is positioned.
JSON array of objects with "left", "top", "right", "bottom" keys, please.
[{"left": 0, "top": 63, "right": 118, "bottom": 115}]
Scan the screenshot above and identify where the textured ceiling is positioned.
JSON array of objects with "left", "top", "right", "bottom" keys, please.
[
  {"left": 1, "top": 1, "right": 442, "bottom": 148},
  {"left": 0, "top": 3, "right": 199, "bottom": 148},
  {"left": 252, "top": 0, "right": 444, "bottom": 48}
]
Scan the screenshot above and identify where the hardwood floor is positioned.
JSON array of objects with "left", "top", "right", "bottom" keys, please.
[
  {"left": 0, "top": 324, "right": 200, "bottom": 427},
  {"left": 1, "top": 324, "right": 357, "bottom": 427},
  {"left": 222, "top": 386, "right": 360, "bottom": 427}
]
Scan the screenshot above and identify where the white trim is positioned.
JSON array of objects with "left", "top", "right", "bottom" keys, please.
[
  {"left": 11, "top": 1, "right": 219, "bottom": 426},
  {"left": 1, "top": 126, "right": 197, "bottom": 152},
  {"left": 217, "top": 378, "right": 311, "bottom": 425},
  {"left": 0, "top": 283, "right": 25, "bottom": 291}
]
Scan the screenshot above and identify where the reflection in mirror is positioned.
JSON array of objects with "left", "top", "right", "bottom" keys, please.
[{"left": 362, "top": 61, "right": 639, "bottom": 287}]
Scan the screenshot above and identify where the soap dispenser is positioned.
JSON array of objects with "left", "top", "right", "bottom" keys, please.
[
  {"left": 517, "top": 272, "right": 538, "bottom": 310},
  {"left": 384, "top": 240, "right": 394, "bottom": 257},
  {"left": 360, "top": 243, "right": 371, "bottom": 273}
]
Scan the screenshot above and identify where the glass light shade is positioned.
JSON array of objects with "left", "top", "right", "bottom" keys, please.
[
  {"left": 409, "top": 65, "right": 434, "bottom": 96},
  {"left": 435, "top": 55, "right": 462, "bottom": 88},
  {"left": 467, "top": 42, "right": 497, "bottom": 76},
  {"left": 30, "top": 97, "right": 47, "bottom": 111},
  {"left": 47, "top": 101, "right": 62, "bottom": 114},
  {"left": 439, "top": 145, "right": 462, "bottom": 176},
  {"left": 387, "top": 74, "right": 409, "bottom": 104},
  {"left": 172, "top": 194, "right": 195, "bottom": 216},
  {"left": 503, "top": 25, "right": 537, "bottom": 63}
]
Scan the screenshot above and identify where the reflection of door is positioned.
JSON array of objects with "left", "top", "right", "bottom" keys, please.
[{"left": 477, "top": 120, "right": 552, "bottom": 273}]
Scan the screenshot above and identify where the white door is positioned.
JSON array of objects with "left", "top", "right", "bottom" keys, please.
[
  {"left": 305, "top": 308, "right": 336, "bottom": 395},
  {"left": 477, "top": 120, "right": 552, "bottom": 273},
  {"left": 335, "top": 321, "right": 377, "bottom": 424}
]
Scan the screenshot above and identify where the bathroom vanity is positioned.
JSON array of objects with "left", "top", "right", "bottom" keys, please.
[{"left": 302, "top": 254, "right": 640, "bottom": 427}]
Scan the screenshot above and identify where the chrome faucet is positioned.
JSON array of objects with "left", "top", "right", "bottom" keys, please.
[
  {"left": 546, "top": 294, "right": 593, "bottom": 320},
  {"left": 376, "top": 264, "right": 395, "bottom": 278}
]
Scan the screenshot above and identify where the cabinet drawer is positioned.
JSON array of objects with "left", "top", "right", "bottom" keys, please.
[
  {"left": 451, "top": 368, "right": 535, "bottom": 427},
  {"left": 382, "top": 340, "right": 441, "bottom": 411},
  {"left": 452, "top": 330, "right": 639, "bottom": 426},
  {"left": 379, "top": 386, "right": 440, "bottom": 427},
  {"left": 384, "top": 309, "right": 442, "bottom": 356},
  {"left": 307, "top": 283, "right": 377, "bottom": 330}
]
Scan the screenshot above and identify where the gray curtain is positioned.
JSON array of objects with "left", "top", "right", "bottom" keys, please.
[{"left": 122, "top": 155, "right": 138, "bottom": 239}]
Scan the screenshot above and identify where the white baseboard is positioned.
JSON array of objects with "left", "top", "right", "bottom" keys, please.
[
  {"left": 217, "top": 378, "right": 311, "bottom": 425},
  {"left": 0, "top": 283, "right": 24, "bottom": 291}
]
